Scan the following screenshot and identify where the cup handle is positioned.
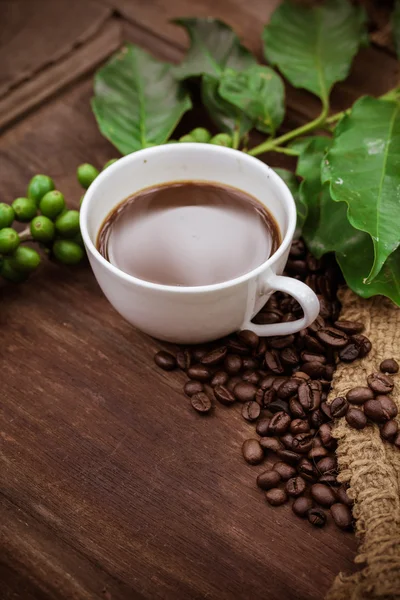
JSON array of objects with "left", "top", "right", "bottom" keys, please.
[{"left": 241, "top": 274, "right": 320, "bottom": 336}]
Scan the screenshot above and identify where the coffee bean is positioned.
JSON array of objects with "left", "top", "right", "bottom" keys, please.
[
  {"left": 154, "top": 351, "right": 177, "bottom": 370},
  {"left": 256, "top": 418, "right": 271, "bottom": 437},
  {"left": 254, "top": 338, "right": 268, "bottom": 358},
  {"left": 259, "top": 376, "right": 275, "bottom": 390},
  {"left": 238, "top": 329, "right": 259, "bottom": 349},
  {"left": 214, "top": 385, "right": 236, "bottom": 406},
  {"left": 290, "top": 239, "right": 306, "bottom": 258},
  {"left": 319, "top": 423, "right": 334, "bottom": 449},
  {"left": 346, "top": 386, "right": 374, "bottom": 405},
  {"left": 364, "top": 399, "right": 390, "bottom": 424},
  {"left": 298, "top": 458, "right": 318, "bottom": 482},
  {"left": 308, "top": 446, "right": 329, "bottom": 461},
  {"left": 317, "top": 456, "right": 337, "bottom": 475},
  {"left": 286, "top": 259, "right": 307, "bottom": 276},
  {"left": 262, "top": 389, "right": 277, "bottom": 409},
  {"left": 268, "top": 411, "right": 291, "bottom": 435},
  {"left": 300, "top": 351, "right": 326, "bottom": 364},
  {"left": 242, "top": 357, "right": 258, "bottom": 370},
  {"left": 191, "top": 392, "right": 212, "bottom": 414},
  {"left": 308, "top": 315, "right": 325, "bottom": 334},
  {"left": 301, "top": 361, "right": 327, "bottom": 379},
  {"left": 334, "top": 320, "right": 364, "bottom": 335},
  {"left": 280, "top": 347, "right": 299, "bottom": 366},
  {"left": 330, "top": 396, "right": 349, "bottom": 419},
  {"left": 286, "top": 476, "right": 306, "bottom": 497},
  {"left": 176, "top": 349, "right": 191, "bottom": 370},
  {"left": 324, "top": 365, "right": 335, "bottom": 381},
  {"left": 192, "top": 348, "right": 207, "bottom": 362},
  {"left": 289, "top": 398, "right": 307, "bottom": 419},
  {"left": 233, "top": 381, "right": 257, "bottom": 403},
  {"left": 380, "top": 419, "right": 399, "bottom": 441},
  {"left": 184, "top": 380, "right": 204, "bottom": 397},
  {"left": 290, "top": 419, "right": 310, "bottom": 435},
  {"left": 319, "top": 474, "right": 339, "bottom": 486},
  {"left": 311, "top": 483, "right": 337, "bottom": 507},
  {"left": 277, "top": 378, "right": 302, "bottom": 399},
  {"left": 330, "top": 503, "right": 352, "bottom": 530},
  {"left": 224, "top": 354, "right": 243, "bottom": 375},
  {"left": 242, "top": 439, "right": 264, "bottom": 465},
  {"left": 211, "top": 371, "right": 229, "bottom": 387},
  {"left": 281, "top": 433, "right": 294, "bottom": 449},
  {"left": 320, "top": 402, "right": 332, "bottom": 421},
  {"left": 257, "top": 470, "right": 281, "bottom": 490},
  {"left": 255, "top": 388, "right": 266, "bottom": 406},
  {"left": 293, "top": 371, "right": 311, "bottom": 381},
  {"left": 265, "top": 350, "right": 284, "bottom": 374},
  {"left": 307, "top": 507, "right": 327, "bottom": 527},
  {"left": 310, "top": 409, "right": 325, "bottom": 429},
  {"left": 307, "top": 254, "right": 322, "bottom": 272},
  {"left": 254, "top": 311, "right": 281, "bottom": 324},
  {"left": 292, "top": 432, "right": 313, "bottom": 453},
  {"left": 318, "top": 296, "right": 332, "bottom": 320},
  {"left": 273, "top": 461, "right": 296, "bottom": 480},
  {"left": 242, "top": 370, "right": 261, "bottom": 385},
  {"left": 267, "top": 399, "right": 290, "bottom": 414},
  {"left": 260, "top": 437, "right": 284, "bottom": 452},
  {"left": 272, "top": 377, "right": 289, "bottom": 392},
  {"left": 298, "top": 380, "right": 321, "bottom": 412},
  {"left": 394, "top": 433, "right": 400, "bottom": 449},
  {"left": 187, "top": 365, "right": 212, "bottom": 382},
  {"left": 339, "top": 342, "right": 360, "bottom": 363},
  {"left": 367, "top": 372, "right": 394, "bottom": 394},
  {"left": 316, "top": 327, "right": 348, "bottom": 348},
  {"left": 242, "top": 401, "right": 261, "bottom": 422},
  {"left": 265, "top": 488, "right": 288, "bottom": 506},
  {"left": 304, "top": 335, "right": 325, "bottom": 354},
  {"left": 292, "top": 496, "right": 313, "bottom": 518},
  {"left": 380, "top": 358, "right": 399, "bottom": 374},
  {"left": 276, "top": 449, "right": 301, "bottom": 464},
  {"left": 201, "top": 346, "right": 227, "bottom": 366},
  {"left": 377, "top": 395, "right": 398, "bottom": 418},
  {"left": 227, "top": 376, "right": 242, "bottom": 392},
  {"left": 227, "top": 339, "right": 250, "bottom": 356},
  {"left": 351, "top": 334, "right": 372, "bottom": 358},
  {"left": 269, "top": 335, "right": 295, "bottom": 350},
  {"left": 336, "top": 485, "right": 353, "bottom": 507},
  {"left": 345, "top": 408, "right": 367, "bottom": 430}
]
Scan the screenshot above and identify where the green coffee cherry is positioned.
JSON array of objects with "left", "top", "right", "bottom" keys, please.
[
  {"left": 179, "top": 134, "right": 195, "bottom": 143},
  {"left": 27, "top": 174, "right": 55, "bottom": 204},
  {"left": 10, "top": 246, "right": 41, "bottom": 272},
  {"left": 53, "top": 240, "right": 84, "bottom": 265},
  {"left": 55, "top": 210, "right": 80, "bottom": 238},
  {"left": 210, "top": 133, "right": 232, "bottom": 147},
  {"left": 11, "top": 197, "right": 37, "bottom": 222},
  {"left": 39, "top": 190, "right": 66, "bottom": 219},
  {"left": 77, "top": 163, "right": 99, "bottom": 189},
  {"left": 0, "top": 228, "right": 20, "bottom": 254},
  {"left": 0, "top": 257, "right": 28, "bottom": 283},
  {"left": 0, "top": 203, "right": 15, "bottom": 229},
  {"left": 30, "top": 216, "right": 55, "bottom": 243},
  {"left": 103, "top": 159, "right": 118, "bottom": 170},
  {"left": 190, "top": 128, "right": 212, "bottom": 143}
]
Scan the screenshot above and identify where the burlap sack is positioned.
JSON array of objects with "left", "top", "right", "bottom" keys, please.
[{"left": 326, "top": 288, "right": 400, "bottom": 600}]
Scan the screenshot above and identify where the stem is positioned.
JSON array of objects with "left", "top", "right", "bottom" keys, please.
[
  {"left": 232, "top": 127, "right": 240, "bottom": 150},
  {"left": 272, "top": 146, "right": 300, "bottom": 157},
  {"left": 19, "top": 227, "right": 32, "bottom": 242}
]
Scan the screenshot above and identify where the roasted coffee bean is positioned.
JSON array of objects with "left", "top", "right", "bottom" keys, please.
[
  {"left": 380, "top": 358, "right": 399, "bottom": 374},
  {"left": 242, "top": 401, "right": 261, "bottom": 422},
  {"left": 312, "top": 436, "right": 323, "bottom": 447},
  {"left": 305, "top": 274, "right": 318, "bottom": 293},
  {"left": 281, "top": 433, "right": 294, "bottom": 449},
  {"left": 201, "top": 346, "right": 227, "bottom": 366},
  {"left": 317, "top": 456, "right": 337, "bottom": 475},
  {"left": 351, "top": 334, "right": 372, "bottom": 358},
  {"left": 376, "top": 395, "right": 397, "bottom": 418},
  {"left": 267, "top": 399, "right": 290, "bottom": 414},
  {"left": 242, "top": 439, "right": 264, "bottom": 465},
  {"left": 227, "top": 376, "right": 242, "bottom": 392},
  {"left": 192, "top": 348, "right": 207, "bottom": 362},
  {"left": 293, "top": 371, "right": 310, "bottom": 381},
  {"left": 276, "top": 449, "right": 301, "bottom": 464},
  {"left": 308, "top": 446, "right": 329, "bottom": 461},
  {"left": 255, "top": 388, "right": 266, "bottom": 406},
  {"left": 154, "top": 351, "right": 177, "bottom": 370},
  {"left": 268, "top": 411, "right": 291, "bottom": 435},
  {"left": 346, "top": 386, "right": 374, "bottom": 405},
  {"left": 238, "top": 329, "right": 259, "bottom": 349},
  {"left": 257, "top": 469, "right": 282, "bottom": 490},
  {"left": 316, "top": 327, "right": 348, "bottom": 349},
  {"left": 319, "top": 423, "right": 334, "bottom": 448},
  {"left": 214, "top": 385, "right": 236, "bottom": 406},
  {"left": 254, "top": 338, "right": 268, "bottom": 358},
  {"left": 280, "top": 347, "right": 299, "bottom": 366},
  {"left": 364, "top": 399, "right": 390, "bottom": 424},
  {"left": 301, "top": 361, "right": 327, "bottom": 379},
  {"left": 211, "top": 371, "right": 229, "bottom": 388},
  {"left": 262, "top": 389, "right": 277, "bottom": 409},
  {"left": 227, "top": 339, "right": 250, "bottom": 355},
  {"left": 265, "top": 350, "right": 284, "bottom": 374},
  {"left": 269, "top": 335, "right": 295, "bottom": 350},
  {"left": 289, "top": 398, "right": 307, "bottom": 419},
  {"left": 306, "top": 254, "right": 322, "bottom": 272},
  {"left": 320, "top": 402, "right": 332, "bottom": 421},
  {"left": 330, "top": 396, "right": 349, "bottom": 419},
  {"left": 308, "top": 315, "right": 325, "bottom": 334},
  {"left": 318, "top": 296, "right": 332, "bottom": 319},
  {"left": 286, "top": 259, "right": 307, "bottom": 276},
  {"left": 273, "top": 461, "right": 296, "bottom": 480},
  {"left": 233, "top": 382, "right": 257, "bottom": 403},
  {"left": 319, "top": 474, "right": 339, "bottom": 486},
  {"left": 298, "top": 458, "right": 318, "bottom": 482},
  {"left": 324, "top": 365, "right": 335, "bottom": 381},
  {"left": 334, "top": 320, "right": 364, "bottom": 335},
  {"left": 290, "top": 419, "right": 310, "bottom": 435},
  {"left": 337, "top": 485, "right": 353, "bottom": 507},
  {"left": 292, "top": 432, "right": 313, "bottom": 453},
  {"left": 191, "top": 392, "right": 212, "bottom": 414},
  {"left": 265, "top": 488, "right": 288, "bottom": 506},
  {"left": 380, "top": 419, "right": 399, "bottom": 441},
  {"left": 224, "top": 354, "right": 243, "bottom": 375},
  {"left": 242, "top": 370, "right": 261, "bottom": 385},
  {"left": 310, "top": 409, "right": 325, "bottom": 431},
  {"left": 176, "top": 349, "right": 191, "bottom": 370},
  {"left": 277, "top": 378, "right": 302, "bottom": 399},
  {"left": 394, "top": 433, "right": 400, "bottom": 449},
  {"left": 272, "top": 377, "right": 289, "bottom": 392},
  {"left": 286, "top": 476, "right": 306, "bottom": 497},
  {"left": 298, "top": 380, "right": 321, "bottom": 412},
  {"left": 330, "top": 503, "right": 352, "bottom": 530},
  {"left": 289, "top": 239, "right": 306, "bottom": 258},
  {"left": 301, "top": 351, "right": 326, "bottom": 364},
  {"left": 311, "top": 483, "right": 337, "bottom": 507},
  {"left": 318, "top": 274, "right": 336, "bottom": 300},
  {"left": 346, "top": 408, "right": 367, "bottom": 430},
  {"left": 282, "top": 313, "right": 296, "bottom": 323},
  {"left": 307, "top": 507, "right": 327, "bottom": 527},
  {"left": 367, "top": 372, "right": 394, "bottom": 394},
  {"left": 260, "top": 437, "right": 284, "bottom": 452},
  {"left": 292, "top": 496, "right": 313, "bottom": 518},
  {"left": 184, "top": 380, "right": 204, "bottom": 397},
  {"left": 339, "top": 342, "right": 360, "bottom": 363},
  {"left": 259, "top": 375, "right": 275, "bottom": 390},
  {"left": 256, "top": 418, "right": 271, "bottom": 437},
  {"left": 254, "top": 311, "right": 282, "bottom": 324},
  {"left": 303, "top": 335, "right": 325, "bottom": 354},
  {"left": 187, "top": 365, "right": 212, "bottom": 382},
  {"left": 242, "top": 357, "right": 258, "bottom": 370}
]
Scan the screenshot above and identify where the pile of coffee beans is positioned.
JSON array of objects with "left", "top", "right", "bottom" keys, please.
[{"left": 153, "top": 241, "right": 397, "bottom": 531}]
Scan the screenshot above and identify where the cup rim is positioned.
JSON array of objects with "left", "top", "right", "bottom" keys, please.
[{"left": 80, "top": 144, "right": 296, "bottom": 294}]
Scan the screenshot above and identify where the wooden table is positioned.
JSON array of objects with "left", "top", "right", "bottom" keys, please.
[{"left": 0, "top": 1, "right": 398, "bottom": 598}]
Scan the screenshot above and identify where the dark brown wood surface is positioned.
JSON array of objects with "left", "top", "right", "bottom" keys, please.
[{"left": 0, "top": 1, "right": 397, "bottom": 599}]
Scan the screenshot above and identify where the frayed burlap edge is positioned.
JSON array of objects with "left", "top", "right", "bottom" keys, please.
[{"left": 326, "top": 288, "right": 400, "bottom": 600}]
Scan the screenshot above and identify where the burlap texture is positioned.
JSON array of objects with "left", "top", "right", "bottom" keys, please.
[{"left": 326, "top": 288, "right": 400, "bottom": 600}]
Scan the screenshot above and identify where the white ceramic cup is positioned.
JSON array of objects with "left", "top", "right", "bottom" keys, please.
[{"left": 80, "top": 144, "right": 319, "bottom": 343}]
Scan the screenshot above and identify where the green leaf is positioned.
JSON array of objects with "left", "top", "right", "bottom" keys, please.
[
  {"left": 263, "top": 0, "right": 367, "bottom": 105},
  {"left": 322, "top": 96, "right": 400, "bottom": 283},
  {"left": 173, "top": 18, "right": 256, "bottom": 79},
  {"left": 201, "top": 74, "right": 252, "bottom": 136},
  {"left": 274, "top": 168, "right": 306, "bottom": 238},
  {"left": 392, "top": 0, "right": 400, "bottom": 58},
  {"left": 92, "top": 44, "right": 192, "bottom": 155},
  {"left": 218, "top": 66, "right": 285, "bottom": 135}
]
